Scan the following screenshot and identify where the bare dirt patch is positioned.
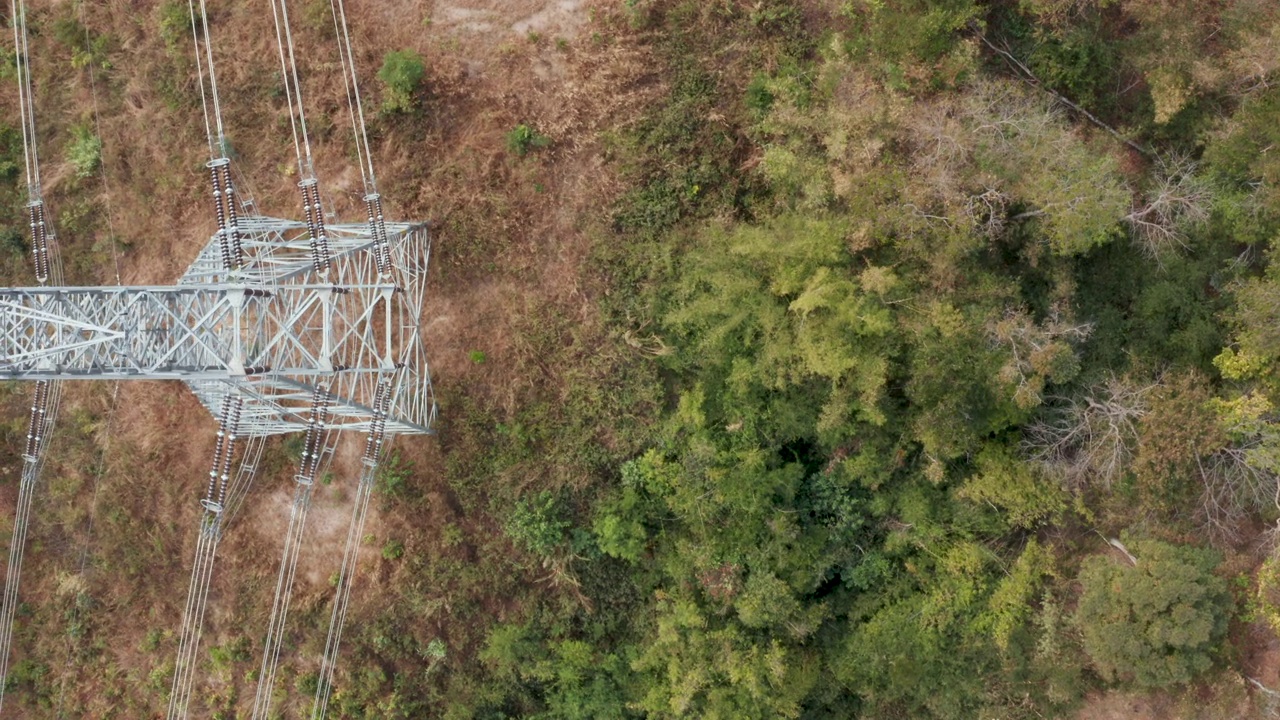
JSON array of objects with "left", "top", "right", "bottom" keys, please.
[
  {"left": 1074, "top": 691, "right": 1170, "bottom": 720},
  {"left": 241, "top": 434, "right": 380, "bottom": 588},
  {"left": 431, "top": 0, "right": 590, "bottom": 46}
]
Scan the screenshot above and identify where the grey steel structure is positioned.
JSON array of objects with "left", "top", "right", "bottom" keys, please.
[
  {"left": 0, "top": 0, "right": 439, "bottom": 714},
  {"left": 2, "top": 198, "right": 438, "bottom": 720},
  {"left": 1, "top": 215, "right": 436, "bottom": 437}
]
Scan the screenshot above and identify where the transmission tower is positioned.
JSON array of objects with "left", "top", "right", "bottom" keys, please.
[
  {"left": 0, "top": 0, "right": 436, "bottom": 717},
  {"left": 2, "top": 216, "right": 435, "bottom": 435}
]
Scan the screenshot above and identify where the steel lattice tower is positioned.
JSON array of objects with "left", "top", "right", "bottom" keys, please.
[
  {"left": 1, "top": 213, "right": 435, "bottom": 437},
  {"left": 0, "top": 0, "right": 438, "bottom": 714}
]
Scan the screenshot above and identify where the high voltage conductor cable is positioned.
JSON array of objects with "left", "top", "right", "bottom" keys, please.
[
  {"left": 326, "top": 0, "right": 390, "bottom": 275},
  {"left": 222, "top": 434, "right": 267, "bottom": 525},
  {"left": 0, "top": 379, "right": 62, "bottom": 712},
  {"left": 15, "top": 0, "right": 35, "bottom": 194},
  {"left": 184, "top": 0, "right": 230, "bottom": 159},
  {"left": 0, "top": 385, "right": 51, "bottom": 706},
  {"left": 185, "top": 0, "right": 217, "bottom": 160},
  {"left": 328, "top": 0, "right": 374, "bottom": 194},
  {"left": 268, "top": 0, "right": 303, "bottom": 175},
  {"left": 168, "top": 395, "right": 243, "bottom": 720},
  {"left": 251, "top": 386, "right": 333, "bottom": 720},
  {"left": 9, "top": 0, "right": 39, "bottom": 200},
  {"left": 194, "top": 0, "right": 225, "bottom": 151},
  {"left": 268, "top": 0, "right": 334, "bottom": 275},
  {"left": 312, "top": 377, "right": 394, "bottom": 720},
  {"left": 0, "top": 0, "right": 67, "bottom": 709},
  {"left": 267, "top": 0, "right": 313, "bottom": 175}
]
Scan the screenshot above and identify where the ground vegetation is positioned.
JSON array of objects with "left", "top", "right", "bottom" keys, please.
[{"left": 7, "top": 0, "right": 1280, "bottom": 718}]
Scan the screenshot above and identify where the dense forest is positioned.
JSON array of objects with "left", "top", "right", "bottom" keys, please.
[
  {"left": 464, "top": 1, "right": 1280, "bottom": 717},
  {"left": 6, "top": 0, "right": 1280, "bottom": 717}
]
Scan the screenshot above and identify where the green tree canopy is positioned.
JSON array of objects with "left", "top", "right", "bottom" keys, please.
[
  {"left": 1074, "top": 539, "right": 1231, "bottom": 688},
  {"left": 378, "top": 49, "right": 426, "bottom": 113}
]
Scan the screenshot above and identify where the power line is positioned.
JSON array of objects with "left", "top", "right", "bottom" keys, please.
[
  {"left": 266, "top": 0, "right": 336, "bottom": 277},
  {"left": 312, "top": 377, "right": 394, "bottom": 719},
  {"left": 9, "top": 0, "right": 39, "bottom": 201},
  {"left": 0, "top": 4, "right": 436, "bottom": 715},
  {"left": 0, "top": 0, "right": 66, "bottom": 709},
  {"left": 324, "top": 0, "right": 392, "bottom": 276},
  {"left": 252, "top": 386, "right": 334, "bottom": 720},
  {"left": 0, "top": 378, "right": 61, "bottom": 712},
  {"left": 185, "top": 0, "right": 215, "bottom": 160},
  {"left": 267, "top": 0, "right": 313, "bottom": 177},
  {"left": 328, "top": 0, "right": 374, "bottom": 195},
  {"left": 167, "top": 395, "right": 243, "bottom": 720}
]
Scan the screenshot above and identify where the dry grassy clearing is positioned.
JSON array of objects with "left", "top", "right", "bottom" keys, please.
[{"left": 0, "top": 0, "right": 662, "bottom": 716}]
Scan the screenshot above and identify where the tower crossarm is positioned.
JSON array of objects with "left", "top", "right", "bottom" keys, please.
[
  {"left": 2, "top": 218, "right": 433, "bottom": 437},
  {"left": 0, "top": 285, "right": 269, "bottom": 379}
]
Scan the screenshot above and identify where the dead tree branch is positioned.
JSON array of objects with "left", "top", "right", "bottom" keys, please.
[{"left": 969, "top": 23, "right": 1152, "bottom": 157}]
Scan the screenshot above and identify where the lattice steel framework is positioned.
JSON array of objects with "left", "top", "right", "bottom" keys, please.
[
  {"left": 1, "top": 215, "right": 436, "bottom": 438},
  {"left": 0, "top": 0, "right": 441, "bottom": 714}
]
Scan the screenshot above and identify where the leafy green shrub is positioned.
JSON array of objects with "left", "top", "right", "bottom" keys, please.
[
  {"left": 141, "top": 628, "right": 163, "bottom": 652},
  {"left": 1075, "top": 538, "right": 1230, "bottom": 687},
  {"left": 208, "top": 636, "right": 251, "bottom": 669},
  {"left": 1204, "top": 86, "right": 1280, "bottom": 204},
  {"left": 158, "top": 1, "right": 193, "bottom": 52},
  {"left": 378, "top": 49, "right": 426, "bottom": 113},
  {"left": 842, "top": 0, "right": 982, "bottom": 90},
  {"left": 505, "top": 124, "right": 551, "bottom": 157},
  {"left": 0, "top": 125, "right": 21, "bottom": 181},
  {"left": 744, "top": 73, "right": 775, "bottom": 114},
  {"left": 1132, "top": 372, "right": 1227, "bottom": 515},
  {"left": 376, "top": 452, "right": 413, "bottom": 498},
  {"left": 0, "top": 227, "right": 24, "bottom": 256},
  {"left": 592, "top": 510, "right": 645, "bottom": 563},
  {"left": 281, "top": 432, "right": 305, "bottom": 461},
  {"left": 296, "top": 671, "right": 319, "bottom": 695},
  {"left": 1026, "top": 24, "right": 1117, "bottom": 110},
  {"left": 424, "top": 637, "right": 446, "bottom": 661},
  {"left": 208, "top": 644, "right": 232, "bottom": 669},
  {"left": 8, "top": 659, "right": 50, "bottom": 697},
  {"left": 66, "top": 125, "right": 102, "bottom": 180},
  {"left": 505, "top": 490, "right": 569, "bottom": 556},
  {"left": 53, "top": 16, "right": 110, "bottom": 69},
  {"left": 381, "top": 539, "right": 405, "bottom": 560},
  {"left": 958, "top": 445, "right": 1067, "bottom": 529}
]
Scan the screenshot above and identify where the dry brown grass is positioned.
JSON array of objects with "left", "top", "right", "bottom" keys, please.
[{"left": 0, "top": 0, "right": 671, "bottom": 715}]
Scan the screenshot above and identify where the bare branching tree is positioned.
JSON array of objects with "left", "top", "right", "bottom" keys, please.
[
  {"left": 989, "top": 305, "right": 1093, "bottom": 409},
  {"left": 1200, "top": 417, "right": 1280, "bottom": 546},
  {"left": 1024, "top": 374, "right": 1155, "bottom": 490},
  {"left": 909, "top": 99, "right": 969, "bottom": 182},
  {"left": 962, "top": 77, "right": 1064, "bottom": 156},
  {"left": 1125, "top": 155, "right": 1214, "bottom": 260},
  {"left": 1195, "top": 442, "right": 1278, "bottom": 545},
  {"left": 965, "top": 187, "right": 1011, "bottom": 237},
  {"left": 905, "top": 81, "right": 1060, "bottom": 239},
  {"left": 1030, "top": 371, "right": 1278, "bottom": 543}
]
